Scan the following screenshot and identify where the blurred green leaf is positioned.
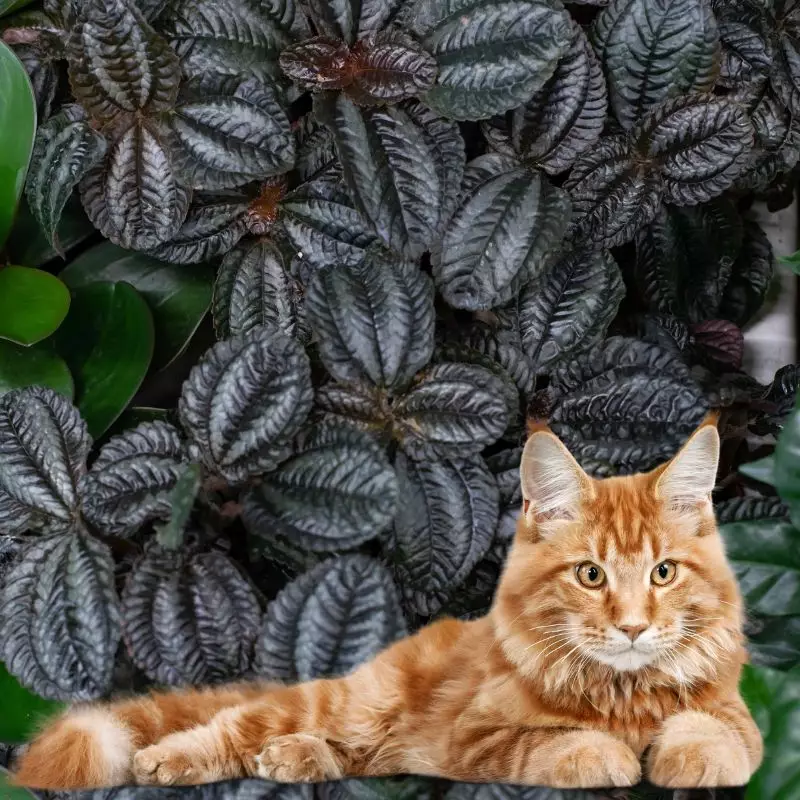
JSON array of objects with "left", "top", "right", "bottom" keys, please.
[
  {"left": 0, "top": 0, "right": 36, "bottom": 17},
  {"left": 776, "top": 397, "right": 800, "bottom": 528},
  {"left": 0, "top": 767, "right": 38, "bottom": 799},
  {"left": 741, "top": 456, "right": 776, "bottom": 487},
  {"left": 55, "top": 281, "right": 154, "bottom": 438},
  {"left": 781, "top": 251, "right": 800, "bottom": 276},
  {"left": 155, "top": 463, "right": 202, "bottom": 550},
  {"left": 0, "top": 41, "right": 36, "bottom": 248},
  {"left": 0, "top": 338, "right": 73, "bottom": 398},
  {"left": 60, "top": 243, "right": 213, "bottom": 369},
  {"left": 0, "top": 266, "right": 70, "bottom": 345},
  {"left": 741, "top": 663, "right": 800, "bottom": 800},
  {"left": 747, "top": 615, "right": 800, "bottom": 672},
  {"left": 721, "top": 519, "right": 800, "bottom": 616},
  {"left": 0, "top": 661, "right": 63, "bottom": 744}
]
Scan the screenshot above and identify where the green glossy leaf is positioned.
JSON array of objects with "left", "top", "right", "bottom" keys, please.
[
  {"left": 776, "top": 397, "right": 800, "bottom": 527},
  {"left": 411, "top": 0, "right": 572, "bottom": 120},
  {"left": 55, "top": 281, "right": 155, "bottom": 438},
  {"left": 721, "top": 520, "right": 800, "bottom": 617},
  {"left": 59, "top": 242, "right": 212, "bottom": 370},
  {"left": 154, "top": 462, "right": 202, "bottom": 550},
  {"left": 0, "top": 0, "right": 36, "bottom": 16},
  {"left": 590, "top": 0, "right": 720, "bottom": 130},
  {"left": 0, "top": 339, "right": 73, "bottom": 399},
  {"left": 0, "top": 661, "right": 63, "bottom": 743},
  {"left": 0, "top": 40, "right": 36, "bottom": 248},
  {"left": 740, "top": 456, "right": 776, "bottom": 487},
  {"left": 24, "top": 106, "right": 107, "bottom": 253},
  {"left": 0, "top": 767, "right": 39, "bottom": 799},
  {"left": 782, "top": 250, "right": 800, "bottom": 276},
  {"left": 741, "top": 664, "right": 800, "bottom": 800},
  {"left": 0, "top": 266, "right": 70, "bottom": 346},
  {"left": 67, "top": 0, "right": 180, "bottom": 123},
  {"left": 315, "top": 94, "right": 464, "bottom": 258}
]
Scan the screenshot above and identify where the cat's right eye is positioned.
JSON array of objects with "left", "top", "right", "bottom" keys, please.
[{"left": 576, "top": 562, "right": 606, "bottom": 588}]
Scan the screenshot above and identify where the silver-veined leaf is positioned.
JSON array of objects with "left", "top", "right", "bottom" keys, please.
[
  {"left": 213, "top": 239, "right": 308, "bottom": 341},
  {"left": 78, "top": 422, "right": 185, "bottom": 537},
  {"left": 720, "top": 218, "right": 774, "bottom": 327},
  {"left": 0, "top": 530, "right": 120, "bottom": 700},
  {"left": 546, "top": 336, "right": 708, "bottom": 475},
  {"left": 410, "top": 0, "right": 572, "bottom": 120},
  {"left": 510, "top": 20, "right": 607, "bottom": 174},
  {"left": 0, "top": 387, "right": 90, "bottom": 535},
  {"left": 254, "top": 554, "right": 405, "bottom": 681},
  {"left": 83, "top": 120, "right": 191, "bottom": 251},
  {"left": 179, "top": 324, "right": 313, "bottom": 483},
  {"left": 241, "top": 425, "right": 398, "bottom": 552},
  {"left": 392, "top": 453, "right": 498, "bottom": 616},
  {"left": 590, "top": 0, "right": 720, "bottom": 129},
  {"left": 519, "top": 249, "right": 625, "bottom": 374},
  {"left": 315, "top": 381, "right": 388, "bottom": 436},
  {"left": 122, "top": 545, "right": 261, "bottom": 686},
  {"left": 314, "top": 93, "right": 464, "bottom": 257},
  {"left": 635, "top": 93, "right": 754, "bottom": 205},
  {"left": 25, "top": 106, "right": 107, "bottom": 251},
  {"left": 433, "top": 154, "right": 570, "bottom": 310},
  {"left": 67, "top": 0, "right": 180, "bottom": 122},
  {"left": 306, "top": 250, "right": 434, "bottom": 390},
  {"left": 169, "top": 78, "right": 295, "bottom": 190},
  {"left": 715, "top": 1, "right": 772, "bottom": 88},
  {"left": 393, "top": 362, "right": 509, "bottom": 460}
]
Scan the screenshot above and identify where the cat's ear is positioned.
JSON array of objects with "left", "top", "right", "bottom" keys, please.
[
  {"left": 655, "top": 417, "right": 720, "bottom": 512},
  {"left": 521, "top": 429, "right": 592, "bottom": 531}
]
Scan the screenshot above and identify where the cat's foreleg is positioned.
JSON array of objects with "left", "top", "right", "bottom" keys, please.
[
  {"left": 445, "top": 727, "right": 641, "bottom": 788},
  {"left": 646, "top": 701, "right": 763, "bottom": 787}
]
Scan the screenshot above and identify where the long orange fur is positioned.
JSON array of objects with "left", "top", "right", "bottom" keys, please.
[{"left": 13, "top": 418, "right": 763, "bottom": 790}]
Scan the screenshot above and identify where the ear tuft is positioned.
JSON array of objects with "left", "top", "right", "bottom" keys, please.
[
  {"left": 656, "top": 424, "right": 720, "bottom": 510},
  {"left": 520, "top": 431, "right": 590, "bottom": 528}
]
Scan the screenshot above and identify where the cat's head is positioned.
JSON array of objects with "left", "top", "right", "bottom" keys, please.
[{"left": 494, "top": 418, "right": 743, "bottom": 688}]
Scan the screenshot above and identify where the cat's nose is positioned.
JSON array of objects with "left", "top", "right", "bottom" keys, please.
[{"left": 617, "top": 624, "right": 649, "bottom": 641}]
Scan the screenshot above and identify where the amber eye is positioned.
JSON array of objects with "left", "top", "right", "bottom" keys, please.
[
  {"left": 576, "top": 562, "right": 606, "bottom": 588},
  {"left": 651, "top": 560, "right": 677, "bottom": 586}
]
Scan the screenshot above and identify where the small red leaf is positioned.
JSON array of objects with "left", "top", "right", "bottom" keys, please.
[{"left": 690, "top": 319, "right": 744, "bottom": 370}]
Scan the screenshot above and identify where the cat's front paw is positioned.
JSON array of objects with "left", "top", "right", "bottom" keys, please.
[
  {"left": 647, "top": 711, "right": 752, "bottom": 787},
  {"left": 133, "top": 742, "right": 205, "bottom": 786},
  {"left": 549, "top": 731, "right": 641, "bottom": 788},
  {"left": 254, "top": 733, "right": 345, "bottom": 782}
]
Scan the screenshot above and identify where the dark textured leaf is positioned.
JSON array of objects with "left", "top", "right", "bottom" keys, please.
[
  {"left": 690, "top": 319, "right": 744, "bottom": 370},
  {"left": 315, "top": 93, "right": 464, "bottom": 257},
  {"left": 393, "top": 362, "right": 509, "bottom": 459},
  {"left": 776, "top": 394, "right": 800, "bottom": 526},
  {"left": 446, "top": 785, "right": 601, "bottom": 800},
  {"left": 0, "top": 531, "right": 120, "bottom": 700},
  {"left": 392, "top": 453, "right": 498, "bottom": 615},
  {"left": 147, "top": 192, "right": 252, "bottom": 264},
  {"left": 751, "top": 363, "right": 800, "bottom": 437},
  {"left": 433, "top": 155, "right": 570, "bottom": 310},
  {"left": 510, "top": 20, "right": 606, "bottom": 174},
  {"left": 67, "top": 0, "right": 180, "bottom": 123},
  {"left": 213, "top": 239, "right": 308, "bottom": 341},
  {"left": 0, "top": 387, "right": 90, "bottom": 535},
  {"left": 25, "top": 107, "right": 107, "bottom": 250},
  {"left": 715, "top": 496, "right": 788, "bottom": 525},
  {"left": 157, "top": 0, "right": 304, "bottom": 83},
  {"left": 411, "top": 0, "right": 572, "bottom": 119},
  {"left": 122, "top": 545, "right": 261, "bottom": 685},
  {"left": 306, "top": 250, "right": 434, "bottom": 390},
  {"left": 279, "top": 175, "right": 381, "bottom": 273},
  {"left": 294, "top": 114, "right": 338, "bottom": 183},
  {"left": 279, "top": 35, "right": 351, "bottom": 90},
  {"left": 79, "top": 422, "right": 185, "bottom": 537},
  {"left": 254, "top": 554, "right": 405, "bottom": 681},
  {"left": 314, "top": 380, "right": 388, "bottom": 435},
  {"left": 82, "top": 120, "right": 191, "bottom": 251},
  {"left": 169, "top": 77, "right": 295, "bottom": 190},
  {"left": 10, "top": 43, "right": 61, "bottom": 123},
  {"left": 242, "top": 424, "right": 398, "bottom": 552},
  {"left": 720, "top": 219, "right": 774, "bottom": 327},
  {"left": 721, "top": 519, "right": 800, "bottom": 617},
  {"left": 565, "top": 135, "right": 662, "bottom": 248},
  {"left": 772, "top": 0, "right": 800, "bottom": 117},
  {"left": 591, "top": 0, "right": 720, "bottom": 130},
  {"left": 519, "top": 249, "right": 624, "bottom": 373},
  {"left": 635, "top": 94, "right": 754, "bottom": 205},
  {"left": 715, "top": 2, "right": 772, "bottom": 88},
  {"left": 633, "top": 200, "right": 743, "bottom": 322},
  {"left": 179, "top": 324, "right": 313, "bottom": 482},
  {"left": 546, "top": 336, "right": 708, "bottom": 474},
  {"left": 319, "top": 777, "right": 436, "bottom": 800}
]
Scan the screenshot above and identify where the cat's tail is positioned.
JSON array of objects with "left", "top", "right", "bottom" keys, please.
[{"left": 12, "top": 683, "right": 271, "bottom": 789}]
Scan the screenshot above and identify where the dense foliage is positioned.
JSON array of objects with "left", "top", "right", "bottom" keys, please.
[{"left": 1, "top": 0, "right": 800, "bottom": 796}]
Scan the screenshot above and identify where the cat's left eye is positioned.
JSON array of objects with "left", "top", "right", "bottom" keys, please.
[{"left": 651, "top": 561, "right": 677, "bottom": 586}]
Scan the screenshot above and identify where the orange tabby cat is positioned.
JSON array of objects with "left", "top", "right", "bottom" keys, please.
[{"left": 13, "top": 417, "right": 762, "bottom": 790}]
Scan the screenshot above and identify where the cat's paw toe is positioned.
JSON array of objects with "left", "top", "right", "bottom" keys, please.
[
  {"left": 551, "top": 732, "right": 641, "bottom": 788},
  {"left": 133, "top": 745, "right": 198, "bottom": 786},
  {"left": 647, "top": 712, "right": 752, "bottom": 787},
  {"left": 254, "top": 734, "right": 343, "bottom": 782}
]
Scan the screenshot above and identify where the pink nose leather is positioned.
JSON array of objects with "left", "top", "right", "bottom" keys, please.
[{"left": 617, "top": 624, "right": 649, "bottom": 641}]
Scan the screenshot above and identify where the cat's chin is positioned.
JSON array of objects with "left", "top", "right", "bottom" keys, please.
[{"left": 591, "top": 648, "right": 658, "bottom": 672}]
